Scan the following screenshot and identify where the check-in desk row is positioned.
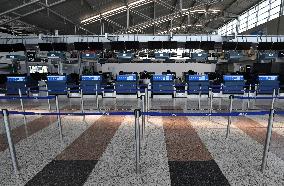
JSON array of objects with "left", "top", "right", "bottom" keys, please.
[{"left": 4, "top": 75, "right": 281, "bottom": 97}]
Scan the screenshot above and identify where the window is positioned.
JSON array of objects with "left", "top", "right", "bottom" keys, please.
[{"left": 217, "top": 0, "right": 282, "bottom": 35}]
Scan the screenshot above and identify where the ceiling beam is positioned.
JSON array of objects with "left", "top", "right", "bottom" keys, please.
[
  {"left": 115, "top": 1, "right": 221, "bottom": 34},
  {"left": 0, "top": 0, "right": 40, "bottom": 17},
  {"left": 0, "top": 0, "right": 66, "bottom": 26}
]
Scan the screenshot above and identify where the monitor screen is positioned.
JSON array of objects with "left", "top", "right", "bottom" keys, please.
[
  {"left": 47, "top": 76, "right": 66, "bottom": 81},
  {"left": 29, "top": 66, "right": 48, "bottom": 73},
  {"left": 81, "top": 53, "right": 97, "bottom": 59},
  {"left": 152, "top": 75, "right": 173, "bottom": 81},
  {"left": 258, "top": 75, "right": 278, "bottom": 81},
  {"left": 117, "top": 75, "right": 137, "bottom": 81},
  {"left": 163, "top": 41, "right": 177, "bottom": 49},
  {"left": 74, "top": 42, "right": 89, "bottom": 50},
  {"left": 148, "top": 41, "right": 163, "bottom": 49},
  {"left": 7, "top": 77, "right": 26, "bottom": 82},
  {"left": 188, "top": 75, "right": 209, "bottom": 81},
  {"left": 38, "top": 43, "right": 53, "bottom": 51},
  {"left": 81, "top": 76, "right": 101, "bottom": 81},
  {"left": 223, "top": 75, "right": 244, "bottom": 81},
  {"left": 185, "top": 41, "right": 200, "bottom": 49}
]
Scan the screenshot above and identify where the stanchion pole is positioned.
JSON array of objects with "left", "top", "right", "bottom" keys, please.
[
  {"left": 226, "top": 95, "right": 234, "bottom": 138},
  {"left": 209, "top": 89, "right": 213, "bottom": 121},
  {"left": 81, "top": 89, "right": 85, "bottom": 121},
  {"left": 18, "top": 89, "right": 27, "bottom": 126},
  {"left": 271, "top": 89, "right": 276, "bottom": 110},
  {"left": 2, "top": 109, "right": 19, "bottom": 174},
  {"left": 247, "top": 84, "right": 252, "bottom": 110},
  {"left": 95, "top": 84, "right": 99, "bottom": 110},
  {"left": 134, "top": 109, "right": 141, "bottom": 174},
  {"left": 46, "top": 85, "right": 51, "bottom": 111},
  {"left": 141, "top": 95, "right": 146, "bottom": 139},
  {"left": 198, "top": 86, "right": 201, "bottom": 110},
  {"left": 261, "top": 109, "right": 275, "bottom": 172},
  {"left": 145, "top": 88, "right": 149, "bottom": 120},
  {"left": 55, "top": 96, "right": 63, "bottom": 142}
]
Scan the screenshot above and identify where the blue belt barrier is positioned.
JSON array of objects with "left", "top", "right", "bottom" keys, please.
[
  {"left": 1, "top": 110, "right": 272, "bottom": 117},
  {"left": 234, "top": 96, "right": 284, "bottom": 100},
  {"left": 4, "top": 111, "right": 134, "bottom": 116},
  {"left": 143, "top": 111, "right": 270, "bottom": 117},
  {"left": 0, "top": 96, "right": 56, "bottom": 100}
]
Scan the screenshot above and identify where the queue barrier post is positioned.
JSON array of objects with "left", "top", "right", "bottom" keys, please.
[
  {"left": 226, "top": 95, "right": 234, "bottom": 138},
  {"left": 198, "top": 86, "right": 201, "bottom": 110},
  {"left": 261, "top": 109, "right": 275, "bottom": 172},
  {"left": 141, "top": 95, "right": 146, "bottom": 140},
  {"left": 18, "top": 89, "right": 27, "bottom": 126},
  {"left": 145, "top": 88, "right": 149, "bottom": 120},
  {"left": 134, "top": 109, "right": 142, "bottom": 174},
  {"left": 55, "top": 96, "right": 63, "bottom": 142},
  {"left": 95, "top": 84, "right": 99, "bottom": 110},
  {"left": 247, "top": 84, "right": 252, "bottom": 110},
  {"left": 271, "top": 89, "right": 276, "bottom": 110},
  {"left": 209, "top": 89, "right": 213, "bottom": 121},
  {"left": 2, "top": 109, "right": 19, "bottom": 174},
  {"left": 46, "top": 85, "right": 51, "bottom": 111},
  {"left": 80, "top": 89, "right": 85, "bottom": 121}
]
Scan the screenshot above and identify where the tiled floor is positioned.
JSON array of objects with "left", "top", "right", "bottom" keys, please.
[{"left": 0, "top": 97, "right": 284, "bottom": 185}]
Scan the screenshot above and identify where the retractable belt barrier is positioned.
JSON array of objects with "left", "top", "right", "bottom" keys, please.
[
  {"left": 1, "top": 107, "right": 284, "bottom": 175},
  {"left": 2, "top": 109, "right": 282, "bottom": 117},
  {"left": 0, "top": 96, "right": 56, "bottom": 100}
]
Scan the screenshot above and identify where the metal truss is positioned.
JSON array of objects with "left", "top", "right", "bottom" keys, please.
[{"left": 115, "top": 0, "right": 223, "bottom": 34}]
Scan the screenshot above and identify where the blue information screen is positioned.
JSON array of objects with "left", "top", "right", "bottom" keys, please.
[
  {"left": 223, "top": 75, "right": 244, "bottom": 81},
  {"left": 258, "top": 75, "right": 278, "bottom": 81},
  {"left": 47, "top": 76, "right": 66, "bottom": 81},
  {"left": 6, "top": 55, "right": 19, "bottom": 59},
  {"left": 117, "top": 75, "right": 137, "bottom": 81},
  {"left": 81, "top": 53, "right": 96, "bottom": 59},
  {"left": 188, "top": 75, "right": 209, "bottom": 81},
  {"left": 153, "top": 75, "right": 173, "bottom": 81},
  {"left": 81, "top": 76, "right": 101, "bottom": 81},
  {"left": 7, "top": 77, "right": 26, "bottom": 82}
]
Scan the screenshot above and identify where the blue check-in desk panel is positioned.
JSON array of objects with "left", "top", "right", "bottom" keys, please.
[
  {"left": 81, "top": 75, "right": 102, "bottom": 94},
  {"left": 187, "top": 75, "right": 209, "bottom": 94},
  {"left": 258, "top": 75, "right": 279, "bottom": 94},
  {"left": 151, "top": 75, "right": 174, "bottom": 94},
  {"left": 116, "top": 75, "right": 138, "bottom": 94},
  {"left": 223, "top": 75, "right": 245, "bottom": 94},
  {"left": 6, "top": 77, "right": 27, "bottom": 95},
  {"left": 47, "top": 76, "right": 67, "bottom": 95}
]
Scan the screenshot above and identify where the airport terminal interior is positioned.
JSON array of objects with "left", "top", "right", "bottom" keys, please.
[{"left": 1, "top": 0, "right": 284, "bottom": 185}]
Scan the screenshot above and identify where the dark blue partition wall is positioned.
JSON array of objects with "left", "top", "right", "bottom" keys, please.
[
  {"left": 47, "top": 76, "right": 67, "bottom": 95},
  {"left": 80, "top": 75, "right": 102, "bottom": 94},
  {"left": 116, "top": 74, "right": 138, "bottom": 94},
  {"left": 223, "top": 75, "right": 245, "bottom": 94},
  {"left": 151, "top": 75, "right": 174, "bottom": 95},
  {"left": 258, "top": 75, "right": 279, "bottom": 94},
  {"left": 6, "top": 77, "right": 27, "bottom": 95},
  {"left": 187, "top": 75, "right": 209, "bottom": 94}
]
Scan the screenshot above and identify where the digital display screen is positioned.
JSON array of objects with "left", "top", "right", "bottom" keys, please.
[
  {"left": 47, "top": 76, "right": 66, "bottom": 81},
  {"left": 258, "top": 75, "right": 278, "bottom": 81},
  {"left": 223, "top": 75, "right": 244, "bottom": 81},
  {"left": 7, "top": 77, "right": 26, "bottom": 82},
  {"left": 188, "top": 75, "right": 209, "bottom": 81},
  {"left": 81, "top": 76, "right": 101, "bottom": 81},
  {"left": 117, "top": 75, "right": 137, "bottom": 81},
  {"left": 47, "top": 52, "right": 61, "bottom": 59},
  {"left": 29, "top": 66, "right": 48, "bottom": 73},
  {"left": 6, "top": 55, "right": 19, "bottom": 59},
  {"left": 81, "top": 53, "right": 96, "bottom": 59},
  {"left": 153, "top": 75, "right": 173, "bottom": 81}
]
